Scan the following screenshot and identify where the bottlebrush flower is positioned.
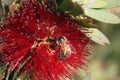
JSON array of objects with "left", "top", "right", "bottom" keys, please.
[{"left": 0, "top": 0, "right": 90, "bottom": 80}]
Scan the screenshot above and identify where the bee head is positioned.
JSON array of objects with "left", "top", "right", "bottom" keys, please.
[{"left": 56, "top": 36, "right": 65, "bottom": 44}]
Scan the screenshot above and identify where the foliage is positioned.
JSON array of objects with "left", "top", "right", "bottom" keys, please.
[{"left": 75, "top": 0, "right": 120, "bottom": 24}]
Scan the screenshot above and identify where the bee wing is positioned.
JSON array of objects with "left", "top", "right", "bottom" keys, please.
[{"left": 68, "top": 42, "right": 76, "bottom": 54}]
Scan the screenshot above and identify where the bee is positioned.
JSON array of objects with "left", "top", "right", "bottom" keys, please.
[{"left": 56, "top": 36, "right": 76, "bottom": 59}]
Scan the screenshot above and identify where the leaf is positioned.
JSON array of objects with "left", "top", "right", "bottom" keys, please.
[
  {"left": 81, "top": 28, "right": 110, "bottom": 46},
  {"left": 104, "top": 0, "right": 120, "bottom": 8},
  {"left": 89, "top": 0, "right": 108, "bottom": 9},
  {"left": 73, "top": 17, "right": 98, "bottom": 28},
  {"left": 56, "top": 0, "right": 84, "bottom": 16},
  {"left": 1, "top": 0, "right": 15, "bottom": 5},
  {"left": 85, "top": 9, "right": 120, "bottom": 24},
  {"left": 0, "top": 8, "right": 4, "bottom": 18}
]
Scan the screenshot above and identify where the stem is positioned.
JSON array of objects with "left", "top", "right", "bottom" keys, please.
[
  {"left": 13, "top": 56, "right": 32, "bottom": 80},
  {"left": 5, "top": 69, "right": 11, "bottom": 80},
  {"left": 1, "top": 2, "right": 6, "bottom": 16}
]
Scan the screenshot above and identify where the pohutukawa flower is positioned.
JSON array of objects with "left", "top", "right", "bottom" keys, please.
[{"left": 0, "top": 0, "right": 90, "bottom": 80}]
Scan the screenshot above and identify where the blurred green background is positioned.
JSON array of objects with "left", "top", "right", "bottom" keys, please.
[
  {"left": 87, "top": 21, "right": 120, "bottom": 80},
  {"left": 66, "top": 21, "right": 120, "bottom": 80},
  {"left": 73, "top": 21, "right": 120, "bottom": 80}
]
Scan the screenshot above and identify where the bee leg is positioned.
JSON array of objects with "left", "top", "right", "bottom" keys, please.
[{"left": 59, "top": 50, "right": 67, "bottom": 60}]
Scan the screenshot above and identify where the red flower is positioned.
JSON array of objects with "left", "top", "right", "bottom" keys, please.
[{"left": 0, "top": 0, "right": 90, "bottom": 80}]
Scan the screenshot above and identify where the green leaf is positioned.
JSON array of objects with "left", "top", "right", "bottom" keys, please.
[
  {"left": 89, "top": 0, "right": 108, "bottom": 9},
  {"left": 81, "top": 28, "right": 110, "bottom": 46},
  {"left": 56, "top": 0, "right": 84, "bottom": 16},
  {"left": 73, "top": 17, "right": 98, "bottom": 28},
  {"left": 1, "top": 0, "right": 15, "bottom": 5},
  {"left": 85, "top": 9, "right": 120, "bottom": 24},
  {"left": 104, "top": 0, "right": 120, "bottom": 8},
  {"left": 0, "top": 5, "right": 4, "bottom": 18}
]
